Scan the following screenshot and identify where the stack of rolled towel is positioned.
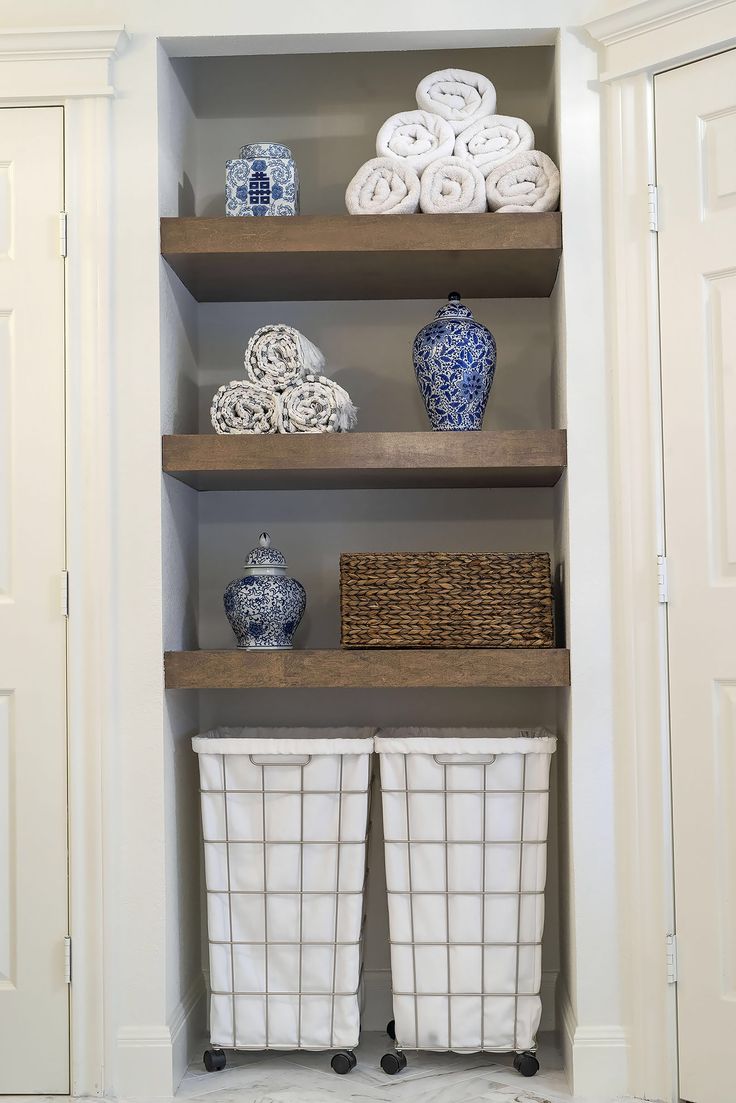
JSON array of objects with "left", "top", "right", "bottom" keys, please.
[
  {"left": 345, "top": 67, "right": 560, "bottom": 216},
  {"left": 210, "top": 324, "right": 357, "bottom": 435}
]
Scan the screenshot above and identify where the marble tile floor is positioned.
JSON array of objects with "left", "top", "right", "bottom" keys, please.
[{"left": 177, "top": 1032, "right": 637, "bottom": 1103}]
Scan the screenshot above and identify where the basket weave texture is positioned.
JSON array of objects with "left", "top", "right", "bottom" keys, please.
[{"left": 340, "top": 552, "right": 554, "bottom": 649}]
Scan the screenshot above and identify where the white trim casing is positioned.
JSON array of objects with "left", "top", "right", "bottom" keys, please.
[
  {"left": 584, "top": 3, "right": 736, "bottom": 1101},
  {"left": 587, "top": 0, "right": 736, "bottom": 79},
  {"left": 0, "top": 24, "right": 125, "bottom": 1099}
]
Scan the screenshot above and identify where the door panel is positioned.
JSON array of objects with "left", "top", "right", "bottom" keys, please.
[
  {"left": 0, "top": 106, "right": 68, "bottom": 1093},
  {"left": 656, "top": 49, "right": 736, "bottom": 1103}
]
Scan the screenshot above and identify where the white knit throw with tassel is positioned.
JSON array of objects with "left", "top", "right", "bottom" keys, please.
[
  {"left": 210, "top": 380, "right": 281, "bottom": 435},
  {"left": 279, "top": 375, "right": 358, "bottom": 433},
  {"left": 244, "top": 324, "right": 326, "bottom": 392}
]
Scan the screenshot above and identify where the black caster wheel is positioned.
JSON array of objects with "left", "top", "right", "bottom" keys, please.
[
  {"left": 386, "top": 1019, "right": 396, "bottom": 1040},
  {"left": 203, "top": 1049, "right": 226, "bottom": 1073},
  {"left": 331, "top": 1050, "right": 357, "bottom": 1075},
  {"left": 381, "top": 1050, "right": 407, "bottom": 1075},
  {"left": 513, "top": 1051, "right": 540, "bottom": 1077}
]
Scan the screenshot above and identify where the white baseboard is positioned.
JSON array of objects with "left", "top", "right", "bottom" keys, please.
[
  {"left": 557, "top": 981, "right": 630, "bottom": 1098},
  {"left": 115, "top": 974, "right": 207, "bottom": 1099},
  {"left": 170, "top": 973, "right": 207, "bottom": 1090},
  {"left": 362, "top": 968, "right": 558, "bottom": 1033}
]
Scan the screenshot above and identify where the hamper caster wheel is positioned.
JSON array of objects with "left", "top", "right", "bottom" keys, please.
[
  {"left": 331, "top": 1050, "right": 357, "bottom": 1075},
  {"left": 381, "top": 1050, "right": 407, "bottom": 1075},
  {"left": 386, "top": 1019, "right": 396, "bottom": 1040},
  {"left": 203, "top": 1049, "right": 226, "bottom": 1073},
  {"left": 513, "top": 1051, "right": 539, "bottom": 1077}
]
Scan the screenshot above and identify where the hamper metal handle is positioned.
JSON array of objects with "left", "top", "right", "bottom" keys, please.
[
  {"left": 433, "top": 754, "right": 496, "bottom": 766},
  {"left": 249, "top": 754, "right": 312, "bottom": 767}
]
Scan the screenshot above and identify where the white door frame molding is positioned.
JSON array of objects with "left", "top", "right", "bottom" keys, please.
[
  {"left": 585, "top": 4, "right": 736, "bottom": 1102},
  {"left": 0, "top": 25, "right": 126, "bottom": 1097}
]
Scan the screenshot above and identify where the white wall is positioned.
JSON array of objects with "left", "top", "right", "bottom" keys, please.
[{"left": 5, "top": 2, "right": 620, "bottom": 1097}]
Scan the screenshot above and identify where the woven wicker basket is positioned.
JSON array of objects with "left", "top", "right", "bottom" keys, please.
[{"left": 340, "top": 552, "right": 554, "bottom": 649}]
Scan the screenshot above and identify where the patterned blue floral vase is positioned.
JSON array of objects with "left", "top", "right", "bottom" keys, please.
[
  {"left": 412, "top": 292, "right": 497, "bottom": 431},
  {"left": 224, "top": 532, "right": 306, "bottom": 650},
  {"left": 225, "top": 142, "right": 300, "bottom": 217}
]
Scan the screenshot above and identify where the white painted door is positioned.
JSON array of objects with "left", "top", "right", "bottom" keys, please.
[
  {"left": 656, "top": 50, "right": 736, "bottom": 1103},
  {"left": 0, "top": 107, "right": 69, "bottom": 1092}
]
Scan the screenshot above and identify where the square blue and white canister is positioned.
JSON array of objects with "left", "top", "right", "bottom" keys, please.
[{"left": 225, "top": 142, "right": 300, "bottom": 216}]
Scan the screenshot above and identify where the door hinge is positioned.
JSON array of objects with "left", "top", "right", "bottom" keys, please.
[
  {"left": 59, "top": 211, "right": 68, "bottom": 257},
  {"left": 657, "top": 554, "right": 668, "bottom": 604},
  {"left": 666, "top": 932, "right": 678, "bottom": 984},
  {"left": 64, "top": 936, "right": 72, "bottom": 984},
  {"left": 60, "top": 570, "right": 69, "bottom": 617},
  {"left": 648, "top": 184, "right": 659, "bottom": 232}
]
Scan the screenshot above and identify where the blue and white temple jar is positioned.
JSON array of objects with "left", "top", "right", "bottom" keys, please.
[
  {"left": 412, "top": 292, "right": 497, "bottom": 431},
  {"left": 224, "top": 533, "right": 306, "bottom": 649},
  {"left": 225, "top": 142, "right": 299, "bottom": 217}
]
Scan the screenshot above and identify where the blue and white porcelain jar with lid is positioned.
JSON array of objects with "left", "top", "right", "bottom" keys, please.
[
  {"left": 225, "top": 142, "right": 300, "bottom": 217},
  {"left": 412, "top": 292, "right": 497, "bottom": 431},
  {"left": 224, "top": 532, "right": 306, "bottom": 650}
]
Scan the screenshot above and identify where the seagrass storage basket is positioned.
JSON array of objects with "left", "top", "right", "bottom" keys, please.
[{"left": 340, "top": 552, "right": 554, "bottom": 649}]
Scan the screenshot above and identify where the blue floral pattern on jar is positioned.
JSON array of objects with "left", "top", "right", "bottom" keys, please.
[
  {"left": 226, "top": 142, "right": 299, "bottom": 217},
  {"left": 223, "top": 533, "right": 306, "bottom": 650},
  {"left": 412, "top": 293, "right": 497, "bottom": 431}
]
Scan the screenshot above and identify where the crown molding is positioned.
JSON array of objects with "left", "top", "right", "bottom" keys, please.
[
  {"left": 585, "top": 0, "right": 736, "bottom": 81},
  {"left": 0, "top": 26, "right": 127, "bottom": 100},
  {"left": 586, "top": 0, "right": 733, "bottom": 45}
]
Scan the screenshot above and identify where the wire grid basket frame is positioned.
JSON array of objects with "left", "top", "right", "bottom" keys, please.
[
  {"left": 196, "top": 738, "right": 373, "bottom": 1053},
  {"left": 377, "top": 732, "right": 554, "bottom": 1056}
]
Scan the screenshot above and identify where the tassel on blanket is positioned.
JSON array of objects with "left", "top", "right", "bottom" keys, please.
[
  {"left": 244, "top": 324, "right": 325, "bottom": 392},
  {"left": 376, "top": 110, "right": 454, "bottom": 176},
  {"left": 416, "top": 69, "right": 497, "bottom": 136},
  {"left": 486, "top": 150, "right": 560, "bottom": 213},
  {"left": 419, "top": 156, "right": 486, "bottom": 214},
  {"left": 345, "top": 156, "right": 420, "bottom": 215},
  {"left": 454, "top": 115, "right": 535, "bottom": 177},
  {"left": 280, "top": 375, "right": 358, "bottom": 434},
  {"left": 210, "top": 380, "right": 281, "bottom": 435}
]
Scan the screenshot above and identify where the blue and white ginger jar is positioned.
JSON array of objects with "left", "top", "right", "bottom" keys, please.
[
  {"left": 225, "top": 142, "right": 299, "bottom": 217},
  {"left": 412, "top": 292, "right": 497, "bottom": 431},
  {"left": 224, "top": 532, "right": 306, "bottom": 650}
]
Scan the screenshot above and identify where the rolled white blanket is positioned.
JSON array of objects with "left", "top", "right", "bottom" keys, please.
[
  {"left": 376, "top": 110, "right": 454, "bottom": 176},
  {"left": 486, "top": 150, "right": 560, "bottom": 213},
  {"left": 419, "top": 156, "right": 486, "bottom": 215},
  {"left": 279, "top": 375, "right": 357, "bottom": 433},
  {"left": 416, "top": 69, "right": 497, "bottom": 136},
  {"left": 345, "top": 156, "right": 420, "bottom": 215},
  {"left": 454, "top": 115, "right": 535, "bottom": 177},
  {"left": 210, "top": 380, "right": 280, "bottom": 435},
  {"left": 244, "top": 324, "right": 325, "bottom": 392}
]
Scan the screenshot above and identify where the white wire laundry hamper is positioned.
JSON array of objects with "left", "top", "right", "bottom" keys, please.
[
  {"left": 194, "top": 728, "right": 375, "bottom": 1076},
  {"left": 375, "top": 729, "right": 556, "bottom": 1079}
]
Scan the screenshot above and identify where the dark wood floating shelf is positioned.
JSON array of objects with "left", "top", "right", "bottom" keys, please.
[
  {"left": 164, "top": 648, "right": 570, "bottom": 689},
  {"left": 160, "top": 213, "right": 562, "bottom": 302},
  {"left": 163, "top": 430, "right": 566, "bottom": 491}
]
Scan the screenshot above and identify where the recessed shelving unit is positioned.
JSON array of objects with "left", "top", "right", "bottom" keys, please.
[
  {"left": 160, "top": 213, "right": 562, "bottom": 302},
  {"left": 164, "top": 648, "right": 571, "bottom": 689},
  {"left": 163, "top": 430, "right": 567, "bottom": 491}
]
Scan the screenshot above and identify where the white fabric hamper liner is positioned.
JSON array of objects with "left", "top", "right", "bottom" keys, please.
[
  {"left": 193, "top": 728, "right": 375, "bottom": 1052},
  {"left": 376, "top": 729, "right": 556, "bottom": 1055}
]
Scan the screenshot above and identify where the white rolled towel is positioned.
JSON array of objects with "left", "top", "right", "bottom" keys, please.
[
  {"left": 279, "top": 375, "right": 357, "bottom": 433},
  {"left": 345, "top": 156, "right": 420, "bottom": 215},
  {"left": 210, "top": 380, "right": 281, "bottom": 435},
  {"left": 416, "top": 69, "right": 497, "bottom": 136},
  {"left": 486, "top": 150, "right": 560, "bottom": 213},
  {"left": 454, "top": 115, "right": 535, "bottom": 177},
  {"left": 244, "top": 324, "right": 325, "bottom": 392},
  {"left": 419, "top": 156, "right": 486, "bottom": 215},
  {"left": 376, "top": 110, "right": 454, "bottom": 176}
]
